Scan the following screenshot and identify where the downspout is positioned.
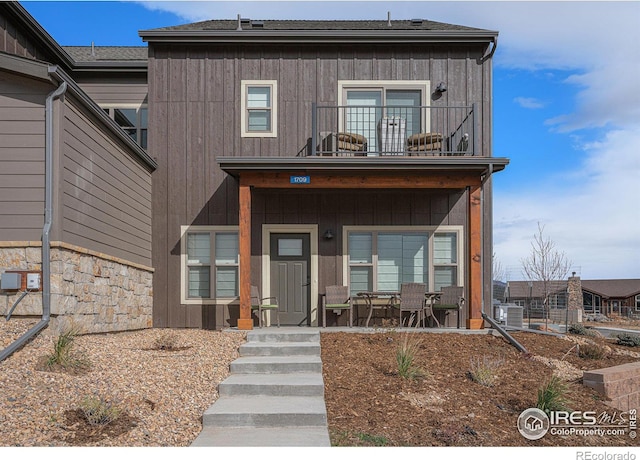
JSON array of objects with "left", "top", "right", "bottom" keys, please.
[
  {"left": 0, "top": 80, "right": 67, "bottom": 362},
  {"left": 481, "top": 164, "right": 494, "bottom": 324}
]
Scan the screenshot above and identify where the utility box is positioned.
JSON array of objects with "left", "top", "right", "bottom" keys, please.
[
  {"left": 27, "top": 273, "right": 41, "bottom": 290},
  {"left": 379, "top": 117, "right": 405, "bottom": 154},
  {"left": 506, "top": 305, "right": 524, "bottom": 328},
  {"left": 0, "top": 270, "right": 42, "bottom": 291},
  {"left": 1, "top": 272, "right": 21, "bottom": 290}
]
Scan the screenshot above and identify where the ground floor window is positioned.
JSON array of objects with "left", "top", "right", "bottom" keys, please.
[
  {"left": 583, "top": 291, "right": 601, "bottom": 313},
  {"left": 345, "top": 226, "right": 462, "bottom": 296},
  {"left": 636, "top": 294, "right": 640, "bottom": 311},
  {"left": 180, "top": 226, "right": 239, "bottom": 304}
]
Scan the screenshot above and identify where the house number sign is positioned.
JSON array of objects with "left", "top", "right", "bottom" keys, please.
[{"left": 290, "top": 175, "right": 311, "bottom": 184}]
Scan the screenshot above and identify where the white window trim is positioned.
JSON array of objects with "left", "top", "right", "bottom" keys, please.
[
  {"left": 241, "top": 80, "right": 278, "bottom": 138},
  {"left": 341, "top": 225, "right": 464, "bottom": 293},
  {"left": 180, "top": 225, "right": 239, "bottom": 305},
  {"left": 337, "top": 80, "right": 431, "bottom": 133}
]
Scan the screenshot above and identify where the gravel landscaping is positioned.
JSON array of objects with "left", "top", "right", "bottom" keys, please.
[{"left": 0, "top": 318, "right": 246, "bottom": 446}]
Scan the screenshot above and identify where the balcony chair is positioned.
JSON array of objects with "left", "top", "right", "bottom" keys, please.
[
  {"left": 322, "top": 285, "right": 353, "bottom": 327},
  {"left": 337, "top": 132, "right": 367, "bottom": 154},
  {"left": 250, "top": 285, "right": 280, "bottom": 328},
  {"left": 406, "top": 132, "right": 443, "bottom": 154},
  {"left": 432, "top": 286, "right": 465, "bottom": 328},
  {"left": 397, "top": 282, "right": 428, "bottom": 327}
]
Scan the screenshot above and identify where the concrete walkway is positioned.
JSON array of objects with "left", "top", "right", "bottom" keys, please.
[{"left": 190, "top": 328, "right": 331, "bottom": 447}]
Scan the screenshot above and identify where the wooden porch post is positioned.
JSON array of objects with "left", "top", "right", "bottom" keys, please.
[
  {"left": 467, "top": 184, "right": 484, "bottom": 329},
  {"left": 237, "top": 182, "right": 253, "bottom": 330}
]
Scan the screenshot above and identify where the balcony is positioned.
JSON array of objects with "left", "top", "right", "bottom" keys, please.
[{"left": 311, "top": 103, "right": 477, "bottom": 157}]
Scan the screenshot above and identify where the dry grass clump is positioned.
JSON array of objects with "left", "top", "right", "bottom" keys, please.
[
  {"left": 468, "top": 355, "right": 504, "bottom": 386},
  {"left": 79, "top": 395, "right": 122, "bottom": 426},
  {"left": 44, "top": 325, "right": 90, "bottom": 372},
  {"left": 396, "top": 333, "right": 427, "bottom": 380}
]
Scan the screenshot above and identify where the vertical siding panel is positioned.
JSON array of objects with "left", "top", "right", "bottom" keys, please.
[
  {"left": 148, "top": 51, "right": 168, "bottom": 105},
  {"left": 151, "top": 98, "right": 169, "bottom": 327},
  {"left": 186, "top": 102, "right": 205, "bottom": 225},
  {"left": 317, "top": 52, "right": 337, "bottom": 104},
  {"left": 223, "top": 48, "right": 238, "bottom": 156},
  {"left": 167, "top": 99, "right": 187, "bottom": 327}
]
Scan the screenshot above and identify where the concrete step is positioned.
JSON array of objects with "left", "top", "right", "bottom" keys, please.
[
  {"left": 203, "top": 395, "right": 327, "bottom": 427},
  {"left": 247, "top": 329, "right": 320, "bottom": 343},
  {"left": 191, "top": 426, "right": 331, "bottom": 447},
  {"left": 239, "top": 341, "right": 320, "bottom": 357},
  {"left": 218, "top": 373, "right": 324, "bottom": 397},
  {"left": 230, "top": 355, "right": 322, "bottom": 374}
]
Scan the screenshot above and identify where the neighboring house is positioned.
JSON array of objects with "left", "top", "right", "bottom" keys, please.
[
  {"left": 581, "top": 279, "right": 640, "bottom": 316},
  {"left": 504, "top": 278, "right": 640, "bottom": 318},
  {"left": 0, "top": 2, "right": 156, "bottom": 335},
  {"left": 139, "top": 17, "right": 509, "bottom": 329}
]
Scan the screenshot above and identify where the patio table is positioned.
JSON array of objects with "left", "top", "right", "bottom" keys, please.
[{"left": 356, "top": 291, "right": 399, "bottom": 327}]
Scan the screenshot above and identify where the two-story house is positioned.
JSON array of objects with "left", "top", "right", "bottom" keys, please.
[{"left": 140, "top": 17, "right": 509, "bottom": 330}]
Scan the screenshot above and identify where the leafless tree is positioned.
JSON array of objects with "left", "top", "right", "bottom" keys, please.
[
  {"left": 521, "top": 223, "right": 572, "bottom": 326},
  {"left": 492, "top": 253, "right": 506, "bottom": 282}
]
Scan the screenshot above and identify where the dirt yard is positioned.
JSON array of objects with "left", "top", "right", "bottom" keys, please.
[{"left": 321, "top": 322, "right": 640, "bottom": 447}]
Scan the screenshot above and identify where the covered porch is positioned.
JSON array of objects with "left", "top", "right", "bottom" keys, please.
[{"left": 218, "top": 156, "right": 508, "bottom": 331}]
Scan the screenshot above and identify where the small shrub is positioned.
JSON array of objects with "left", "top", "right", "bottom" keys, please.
[
  {"left": 536, "top": 375, "right": 570, "bottom": 414},
  {"left": 80, "top": 395, "right": 122, "bottom": 426},
  {"left": 153, "top": 331, "right": 179, "bottom": 350},
  {"left": 568, "top": 323, "right": 597, "bottom": 337},
  {"left": 468, "top": 356, "right": 503, "bottom": 386},
  {"left": 396, "top": 333, "right": 427, "bottom": 380},
  {"left": 616, "top": 333, "right": 640, "bottom": 347},
  {"left": 578, "top": 343, "right": 607, "bottom": 360}
]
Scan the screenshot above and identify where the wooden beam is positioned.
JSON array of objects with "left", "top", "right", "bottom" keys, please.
[
  {"left": 239, "top": 172, "right": 481, "bottom": 189},
  {"left": 467, "top": 184, "right": 483, "bottom": 330},
  {"left": 237, "top": 183, "right": 253, "bottom": 330}
]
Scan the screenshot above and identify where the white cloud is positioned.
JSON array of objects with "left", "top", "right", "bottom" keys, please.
[
  {"left": 494, "top": 125, "right": 640, "bottom": 279},
  {"left": 513, "top": 97, "right": 545, "bottom": 110}
]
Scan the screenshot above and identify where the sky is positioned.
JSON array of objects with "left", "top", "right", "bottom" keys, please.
[{"left": 20, "top": 0, "right": 640, "bottom": 282}]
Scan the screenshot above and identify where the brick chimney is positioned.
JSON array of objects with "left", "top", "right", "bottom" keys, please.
[{"left": 567, "top": 272, "right": 582, "bottom": 310}]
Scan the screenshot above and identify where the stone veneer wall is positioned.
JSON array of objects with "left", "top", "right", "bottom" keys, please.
[
  {"left": 0, "top": 243, "right": 153, "bottom": 334},
  {"left": 584, "top": 362, "right": 640, "bottom": 412}
]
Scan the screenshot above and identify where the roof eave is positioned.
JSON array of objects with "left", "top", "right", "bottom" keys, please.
[
  {"left": 71, "top": 61, "right": 148, "bottom": 73},
  {"left": 139, "top": 29, "right": 498, "bottom": 44}
]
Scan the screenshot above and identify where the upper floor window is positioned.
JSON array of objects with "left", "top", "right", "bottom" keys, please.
[
  {"left": 103, "top": 106, "right": 148, "bottom": 149},
  {"left": 241, "top": 80, "right": 278, "bottom": 138}
]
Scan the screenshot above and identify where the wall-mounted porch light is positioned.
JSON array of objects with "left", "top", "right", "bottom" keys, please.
[
  {"left": 435, "top": 82, "right": 447, "bottom": 93},
  {"left": 323, "top": 229, "right": 334, "bottom": 240}
]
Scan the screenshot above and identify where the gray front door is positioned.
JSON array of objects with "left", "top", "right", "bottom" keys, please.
[{"left": 270, "top": 233, "right": 311, "bottom": 326}]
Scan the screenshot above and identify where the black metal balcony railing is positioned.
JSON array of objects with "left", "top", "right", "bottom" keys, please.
[{"left": 311, "top": 103, "right": 477, "bottom": 157}]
